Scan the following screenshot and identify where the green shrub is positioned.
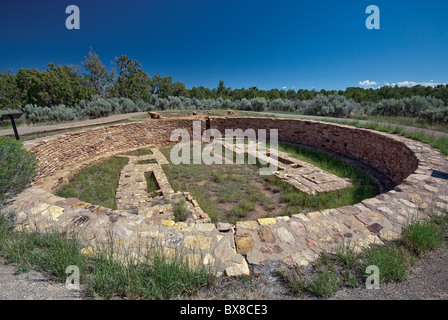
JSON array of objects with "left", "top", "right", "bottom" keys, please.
[
  {"left": 83, "top": 97, "right": 113, "bottom": 118},
  {"left": 301, "top": 94, "right": 361, "bottom": 118},
  {"left": 20, "top": 104, "right": 52, "bottom": 122},
  {"left": 269, "top": 98, "right": 295, "bottom": 112},
  {"left": 45, "top": 231, "right": 89, "bottom": 281},
  {"left": 402, "top": 220, "right": 445, "bottom": 255},
  {"left": 306, "top": 270, "right": 342, "bottom": 297},
  {"left": 88, "top": 243, "right": 215, "bottom": 300},
  {"left": 119, "top": 97, "right": 138, "bottom": 113},
  {"left": 362, "top": 244, "right": 414, "bottom": 283},
  {"left": 371, "top": 96, "right": 447, "bottom": 122},
  {"left": 0, "top": 136, "right": 37, "bottom": 202},
  {"left": 250, "top": 97, "right": 268, "bottom": 112},
  {"left": 50, "top": 104, "right": 78, "bottom": 121},
  {"left": 420, "top": 107, "right": 448, "bottom": 124},
  {"left": 173, "top": 198, "right": 188, "bottom": 222}
]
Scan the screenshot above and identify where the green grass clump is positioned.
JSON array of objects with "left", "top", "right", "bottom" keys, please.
[
  {"left": 137, "top": 159, "right": 158, "bottom": 165},
  {"left": 45, "top": 232, "right": 89, "bottom": 281},
  {"left": 306, "top": 270, "right": 342, "bottom": 297},
  {"left": 0, "top": 214, "right": 88, "bottom": 278},
  {"left": 81, "top": 243, "right": 216, "bottom": 300},
  {"left": 402, "top": 221, "right": 445, "bottom": 255},
  {"left": 361, "top": 244, "right": 414, "bottom": 283},
  {"left": 173, "top": 198, "right": 188, "bottom": 222},
  {"left": 279, "top": 245, "right": 362, "bottom": 297},
  {"left": 277, "top": 267, "right": 307, "bottom": 295},
  {"left": 279, "top": 213, "right": 448, "bottom": 298},
  {"left": 335, "top": 245, "right": 361, "bottom": 271},
  {"left": 55, "top": 156, "right": 128, "bottom": 209},
  {"left": 141, "top": 249, "right": 215, "bottom": 299},
  {"left": 0, "top": 136, "right": 37, "bottom": 202},
  {"left": 123, "top": 148, "right": 153, "bottom": 157},
  {"left": 210, "top": 171, "right": 225, "bottom": 183},
  {"left": 145, "top": 172, "right": 160, "bottom": 198}
]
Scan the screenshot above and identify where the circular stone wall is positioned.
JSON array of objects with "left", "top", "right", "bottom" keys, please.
[{"left": 6, "top": 117, "right": 448, "bottom": 276}]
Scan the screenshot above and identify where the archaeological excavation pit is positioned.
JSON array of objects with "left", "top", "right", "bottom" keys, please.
[{"left": 5, "top": 116, "right": 448, "bottom": 277}]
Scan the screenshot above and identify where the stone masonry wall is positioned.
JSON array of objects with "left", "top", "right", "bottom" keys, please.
[
  {"left": 25, "top": 117, "right": 418, "bottom": 192},
  {"left": 24, "top": 119, "right": 204, "bottom": 192},
  {"left": 210, "top": 117, "right": 418, "bottom": 185},
  {"left": 7, "top": 117, "right": 447, "bottom": 277}
]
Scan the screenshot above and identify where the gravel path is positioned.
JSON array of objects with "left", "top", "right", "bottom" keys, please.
[
  {"left": 2, "top": 111, "right": 447, "bottom": 140},
  {"left": 0, "top": 257, "right": 89, "bottom": 300},
  {"left": 0, "top": 112, "right": 147, "bottom": 137}
]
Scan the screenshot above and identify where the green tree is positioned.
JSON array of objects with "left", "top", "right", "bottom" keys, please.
[
  {"left": 172, "top": 81, "right": 188, "bottom": 97},
  {"left": 189, "top": 86, "right": 213, "bottom": 99},
  {"left": 108, "top": 55, "right": 151, "bottom": 101},
  {"left": 40, "top": 63, "right": 95, "bottom": 106},
  {"left": 217, "top": 80, "right": 230, "bottom": 98},
  {"left": 15, "top": 64, "right": 94, "bottom": 107},
  {"left": 82, "top": 48, "right": 114, "bottom": 97},
  {"left": 0, "top": 70, "right": 21, "bottom": 110},
  {"left": 16, "top": 68, "right": 42, "bottom": 106},
  {"left": 151, "top": 73, "right": 174, "bottom": 98},
  {"left": 286, "top": 89, "right": 298, "bottom": 100}
]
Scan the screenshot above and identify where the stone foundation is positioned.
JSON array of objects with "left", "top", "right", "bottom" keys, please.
[{"left": 5, "top": 117, "right": 448, "bottom": 276}]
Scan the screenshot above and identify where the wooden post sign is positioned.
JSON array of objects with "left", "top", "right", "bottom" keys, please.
[{"left": 0, "top": 112, "right": 23, "bottom": 140}]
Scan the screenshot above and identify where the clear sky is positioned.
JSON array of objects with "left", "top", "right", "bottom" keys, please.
[{"left": 0, "top": 0, "right": 447, "bottom": 90}]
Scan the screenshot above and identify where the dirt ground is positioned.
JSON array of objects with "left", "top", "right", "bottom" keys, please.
[
  {"left": 0, "top": 256, "right": 89, "bottom": 300},
  {"left": 143, "top": 110, "right": 235, "bottom": 121}
]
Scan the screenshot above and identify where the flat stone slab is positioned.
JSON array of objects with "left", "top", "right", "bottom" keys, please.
[
  {"left": 116, "top": 147, "right": 174, "bottom": 212},
  {"left": 214, "top": 139, "right": 352, "bottom": 195}
]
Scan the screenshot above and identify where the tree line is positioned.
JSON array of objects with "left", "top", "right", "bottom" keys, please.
[{"left": 1, "top": 49, "right": 447, "bottom": 123}]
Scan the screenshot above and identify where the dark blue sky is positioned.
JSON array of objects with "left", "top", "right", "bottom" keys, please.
[{"left": 0, "top": 0, "right": 447, "bottom": 90}]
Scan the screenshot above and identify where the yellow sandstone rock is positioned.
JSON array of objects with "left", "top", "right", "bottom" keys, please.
[
  {"left": 257, "top": 218, "right": 277, "bottom": 225},
  {"left": 184, "top": 235, "right": 213, "bottom": 250},
  {"left": 42, "top": 205, "right": 64, "bottom": 221},
  {"left": 80, "top": 246, "right": 95, "bottom": 256},
  {"left": 161, "top": 219, "right": 175, "bottom": 227}
]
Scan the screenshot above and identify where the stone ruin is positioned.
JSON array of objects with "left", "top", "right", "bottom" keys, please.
[{"left": 5, "top": 117, "right": 448, "bottom": 276}]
